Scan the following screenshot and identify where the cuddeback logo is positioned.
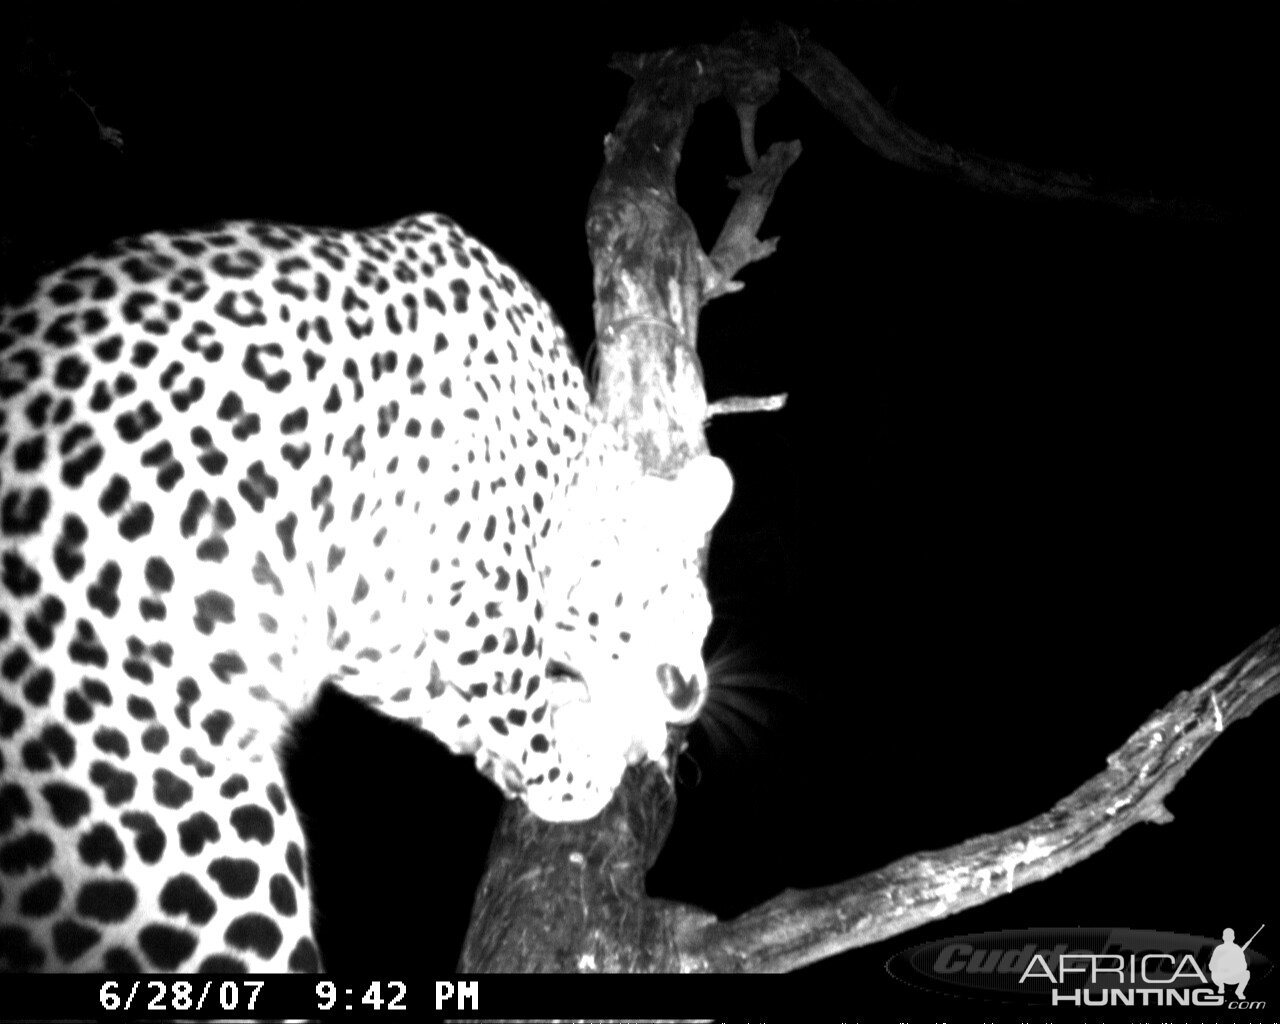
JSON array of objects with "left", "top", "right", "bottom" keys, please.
[{"left": 886, "top": 926, "right": 1271, "bottom": 1008}]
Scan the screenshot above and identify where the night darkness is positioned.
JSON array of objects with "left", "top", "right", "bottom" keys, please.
[{"left": 3, "top": 3, "right": 1272, "bottom": 1013}]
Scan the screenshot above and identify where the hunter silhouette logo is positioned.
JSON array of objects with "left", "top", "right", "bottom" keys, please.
[{"left": 1210, "top": 925, "right": 1263, "bottom": 999}]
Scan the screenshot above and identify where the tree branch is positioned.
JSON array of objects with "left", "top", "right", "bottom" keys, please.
[
  {"left": 459, "top": 25, "right": 1259, "bottom": 975},
  {"left": 674, "top": 626, "right": 1280, "bottom": 971},
  {"left": 746, "top": 24, "right": 1227, "bottom": 222}
]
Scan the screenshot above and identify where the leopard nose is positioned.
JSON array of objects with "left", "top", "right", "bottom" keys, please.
[{"left": 656, "top": 663, "right": 700, "bottom": 713}]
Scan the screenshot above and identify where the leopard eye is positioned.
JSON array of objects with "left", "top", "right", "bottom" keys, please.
[{"left": 546, "top": 659, "right": 585, "bottom": 682}]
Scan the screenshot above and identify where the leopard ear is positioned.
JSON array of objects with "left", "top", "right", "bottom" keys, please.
[{"left": 678, "top": 454, "right": 734, "bottom": 534}]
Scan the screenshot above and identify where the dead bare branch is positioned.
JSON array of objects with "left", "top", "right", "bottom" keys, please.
[
  {"left": 584, "top": 41, "right": 798, "bottom": 475},
  {"left": 706, "top": 394, "right": 788, "bottom": 417},
  {"left": 673, "top": 626, "right": 1280, "bottom": 971},
  {"left": 460, "top": 24, "right": 1260, "bottom": 976},
  {"left": 705, "top": 139, "right": 801, "bottom": 299},
  {"left": 742, "top": 24, "right": 1226, "bottom": 222}
]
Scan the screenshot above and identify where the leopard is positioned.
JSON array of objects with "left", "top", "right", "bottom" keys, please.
[{"left": 0, "top": 211, "right": 733, "bottom": 972}]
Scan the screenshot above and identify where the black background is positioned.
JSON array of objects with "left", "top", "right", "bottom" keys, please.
[{"left": 3, "top": 3, "right": 1272, "bottom": 1015}]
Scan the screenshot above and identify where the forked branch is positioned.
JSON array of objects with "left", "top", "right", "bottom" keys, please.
[{"left": 460, "top": 25, "right": 1258, "bottom": 974}]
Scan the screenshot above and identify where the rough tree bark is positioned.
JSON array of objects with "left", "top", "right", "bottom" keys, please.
[{"left": 457, "top": 24, "right": 1273, "bottom": 976}]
